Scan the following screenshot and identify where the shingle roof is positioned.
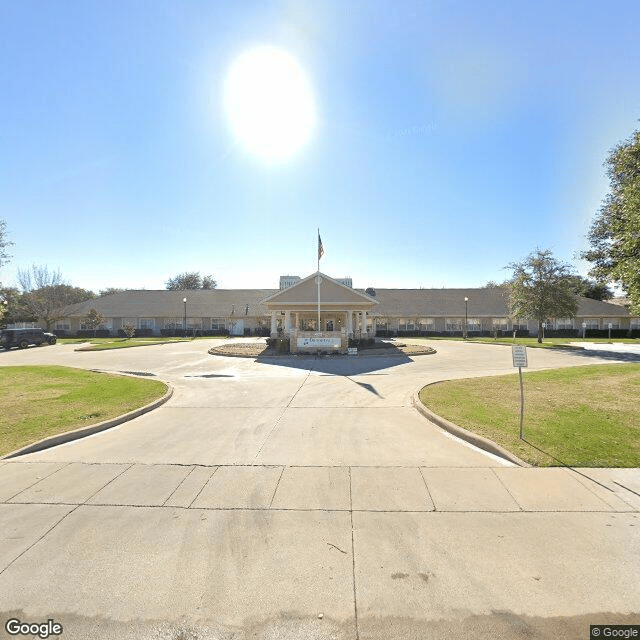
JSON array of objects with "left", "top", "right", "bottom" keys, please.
[
  {"left": 62, "top": 288, "right": 632, "bottom": 319},
  {"left": 63, "top": 289, "right": 278, "bottom": 318}
]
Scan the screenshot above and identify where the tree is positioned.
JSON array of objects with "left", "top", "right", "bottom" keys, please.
[
  {"left": 121, "top": 323, "right": 136, "bottom": 339},
  {"left": 83, "top": 308, "right": 105, "bottom": 337},
  {"left": 99, "top": 287, "right": 126, "bottom": 296},
  {"left": 17, "top": 265, "right": 95, "bottom": 330},
  {"left": 0, "top": 287, "right": 32, "bottom": 326},
  {"left": 0, "top": 220, "right": 13, "bottom": 269},
  {"left": 506, "top": 249, "right": 579, "bottom": 343},
  {"left": 165, "top": 272, "right": 217, "bottom": 290},
  {"left": 582, "top": 126, "right": 640, "bottom": 314},
  {"left": 566, "top": 276, "right": 613, "bottom": 301}
]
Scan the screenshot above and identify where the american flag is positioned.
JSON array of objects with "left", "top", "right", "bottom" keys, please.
[{"left": 318, "top": 232, "right": 324, "bottom": 261}]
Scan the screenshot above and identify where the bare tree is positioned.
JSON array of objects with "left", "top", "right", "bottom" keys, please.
[
  {"left": 17, "top": 265, "right": 95, "bottom": 330},
  {"left": 0, "top": 220, "right": 13, "bottom": 269}
]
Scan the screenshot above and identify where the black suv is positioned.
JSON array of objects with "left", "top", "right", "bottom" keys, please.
[{"left": 1, "top": 328, "right": 57, "bottom": 349}]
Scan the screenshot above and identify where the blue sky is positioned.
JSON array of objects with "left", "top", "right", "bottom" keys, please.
[{"left": 1, "top": 0, "right": 639, "bottom": 292}]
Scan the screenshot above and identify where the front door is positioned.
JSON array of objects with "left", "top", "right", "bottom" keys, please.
[
  {"left": 229, "top": 319, "right": 244, "bottom": 336},
  {"left": 326, "top": 320, "right": 334, "bottom": 331}
]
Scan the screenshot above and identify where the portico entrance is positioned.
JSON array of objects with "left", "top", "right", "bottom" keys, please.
[{"left": 261, "top": 272, "right": 379, "bottom": 353}]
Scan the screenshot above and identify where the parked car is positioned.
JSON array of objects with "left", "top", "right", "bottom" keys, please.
[{"left": 0, "top": 328, "right": 57, "bottom": 349}]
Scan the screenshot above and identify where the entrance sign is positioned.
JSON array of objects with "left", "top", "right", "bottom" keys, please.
[
  {"left": 512, "top": 345, "right": 527, "bottom": 440},
  {"left": 347, "top": 347, "right": 358, "bottom": 356},
  {"left": 298, "top": 337, "right": 341, "bottom": 348},
  {"left": 512, "top": 345, "right": 528, "bottom": 368}
]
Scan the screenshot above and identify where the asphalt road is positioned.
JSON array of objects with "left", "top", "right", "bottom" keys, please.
[{"left": 0, "top": 339, "right": 638, "bottom": 640}]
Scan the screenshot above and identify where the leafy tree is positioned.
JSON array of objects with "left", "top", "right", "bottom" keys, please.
[
  {"left": 582, "top": 126, "right": 640, "bottom": 314},
  {"left": 201, "top": 274, "right": 217, "bottom": 289},
  {"left": 99, "top": 287, "right": 126, "bottom": 296},
  {"left": 17, "top": 265, "right": 95, "bottom": 330},
  {"left": 566, "top": 276, "right": 613, "bottom": 301},
  {"left": 0, "top": 220, "right": 13, "bottom": 269},
  {"left": 83, "top": 308, "right": 105, "bottom": 336},
  {"left": 0, "top": 287, "right": 32, "bottom": 326},
  {"left": 165, "top": 272, "right": 217, "bottom": 290},
  {"left": 506, "top": 249, "right": 579, "bottom": 343}
]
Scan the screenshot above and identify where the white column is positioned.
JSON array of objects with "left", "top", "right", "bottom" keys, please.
[
  {"left": 270, "top": 311, "right": 277, "bottom": 337},
  {"left": 347, "top": 310, "right": 353, "bottom": 336},
  {"left": 284, "top": 311, "right": 291, "bottom": 335},
  {"left": 362, "top": 310, "right": 367, "bottom": 335}
]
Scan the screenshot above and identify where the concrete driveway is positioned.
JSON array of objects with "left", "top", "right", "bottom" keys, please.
[{"left": 0, "top": 339, "right": 638, "bottom": 639}]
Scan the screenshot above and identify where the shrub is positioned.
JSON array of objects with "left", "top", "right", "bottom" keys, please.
[{"left": 121, "top": 324, "right": 136, "bottom": 339}]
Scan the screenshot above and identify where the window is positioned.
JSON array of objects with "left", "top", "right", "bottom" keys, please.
[
  {"left": 467, "top": 317, "right": 481, "bottom": 331},
  {"left": 55, "top": 323, "right": 71, "bottom": 331},
  {"left": 492, "top": 317, "right": 508, "bottom": 330},
  {"left": 139, "top": 318, "right": 154, "bottom": 329},
  {"left": 553, "top": 318, "right": 573, "bottom": 330},
  {"left": 210, "top": 318, "right": 226, "bottom": 330},
  {"left": 583, "top": 319, "right": 600, "bottom": 329},
  {"left": 631, "top": 318, "right": 640, "bottom": 329},
  {"left": 419, "top": 318, "right": 434, "bottom": 330},
  {"left": 445, "top": 318, "right": 463, "bottom": 332},
  {"left": 603, "top": 318, "right": 620, "bottom": 329}
]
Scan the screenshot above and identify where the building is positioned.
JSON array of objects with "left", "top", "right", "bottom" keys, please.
[{"left": 57, "top": 272, "right": 639, "bottom": 350}]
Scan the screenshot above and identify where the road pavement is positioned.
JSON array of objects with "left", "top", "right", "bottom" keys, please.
[{"left": 0, "top": 339, "right": 638, "bottom": 639}]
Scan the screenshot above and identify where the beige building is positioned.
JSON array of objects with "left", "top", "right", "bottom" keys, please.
[
  {"left": 262, "top": 273, "right": 378, "bottom": 352},
  {"left": 57, "top": 272, "right": 639, "bottom": 351}
]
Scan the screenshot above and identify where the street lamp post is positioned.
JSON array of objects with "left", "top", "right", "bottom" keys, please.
[
  {"left": 464, "top": 296, "right": 469, "bottom": 339},
  {"left": 183, "top": 297, "right": 187, "bottom": 338}
]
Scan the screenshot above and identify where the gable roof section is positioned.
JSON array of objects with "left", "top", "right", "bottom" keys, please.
[
  {"left": 262, "top": 272, "right": 378, "bottom": 307},
  {"left": 60, "top": 287, "right": 632, "bottom": 319},
  {"left": 62, "top": 289, "right": 278, "bottom": 318}
]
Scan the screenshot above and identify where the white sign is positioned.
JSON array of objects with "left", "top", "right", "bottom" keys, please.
[
  {"left": 298, "top": 337, "right": 341, "bottom": 348},
  {"left": 348, "top": 347, "right": 358, "bottom": 356},
  {"left": 608, "top": 323, "right": 613, "bottom": 329},
  {"left": 512, "top": 345, "right": 528, "bottom": 368}
]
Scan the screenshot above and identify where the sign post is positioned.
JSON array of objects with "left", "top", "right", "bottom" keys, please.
[{"left": 512, "top": 345, "right": 528, "bottom": 440}]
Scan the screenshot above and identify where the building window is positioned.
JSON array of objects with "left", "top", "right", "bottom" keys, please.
[
  {"left": 553, "top": 318, "right": 574, "bottom": 330},
  {"left": 630, "top": 318, "right": 640, "bottom": 329},
  {"left": 492, "top": 317, "right": 508, "bottom": 330},
  {"left": 467, "top": 317, "right": 482, "bottom": 331},
  {"left": 210, "top": 318, "right": 226, "bottom": 330},
  {"left": 603, "top": 318, "right": 620, "bottom": 329},
  {"left": 419, "top": 318, "right": 434, "bottom": 330},
  {"left": 55, "top": 323, "right": 71, "bottom": 331},
  {"left": 445, "top": 318, "right": 463, "bottom": 332},
  {"left": 139, "top": 318, "right": 154, "bottom": 329},
  {"left": 583, "top": 319, "right": 600, "bottom": 329}
]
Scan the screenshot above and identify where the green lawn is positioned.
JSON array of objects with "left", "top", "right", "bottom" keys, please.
[
  {"left": 59, "top": 336, "right": 228, "bottom": 351},
  {"left": 418, "top": 364, "right": 640, "bottom": 467},
  {"left": 0, "top": 366, "right": 167, "bottom": 456},
  {"left": 411, "top": 336, "right": 639, "bottom": 348}
]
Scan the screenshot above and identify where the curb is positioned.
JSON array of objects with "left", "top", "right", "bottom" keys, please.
[
  {"left": 412, "top": 387, "right": 529, "bottom": 467},
  {"left": 2, "top": 384, "right": 174, "bottom": 459}
]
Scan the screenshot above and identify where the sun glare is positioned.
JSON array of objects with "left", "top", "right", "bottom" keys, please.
[{"left": 224, "top": 46, "right": 316, "bottom": 163}]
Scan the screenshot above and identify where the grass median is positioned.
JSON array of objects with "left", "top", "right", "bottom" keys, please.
[
  {"left": 418, "top": 363, "right": 640, "bottom": 467},
  {"left": 59, "top": 336, "right": 228, "bottom": 351},
  {"left": 411, "top": 336, "right": 639, "bottom": 348},
  {"left": 0, "top": 365, "right": 167, "bottom": 457}
]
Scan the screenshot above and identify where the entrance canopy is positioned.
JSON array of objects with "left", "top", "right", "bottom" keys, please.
[{"left": 261, "top": 272, "right": 378, "bottom": 348}]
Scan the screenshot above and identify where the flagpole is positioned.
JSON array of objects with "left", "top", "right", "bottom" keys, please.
[{"left": 317, "top": 228, "right": 321, "bottom": 332}]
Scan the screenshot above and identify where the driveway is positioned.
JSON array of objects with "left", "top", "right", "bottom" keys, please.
[{"left": 0, "top": 339, "right": 638, "bottom": 639}]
